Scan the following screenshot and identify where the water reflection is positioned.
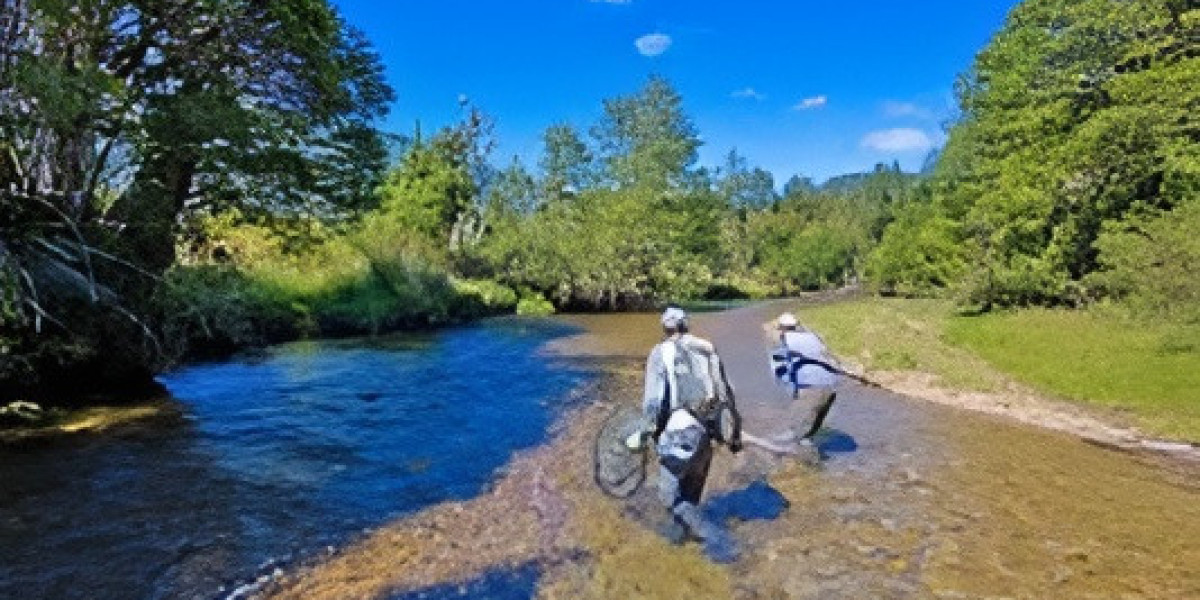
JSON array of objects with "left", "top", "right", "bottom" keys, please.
[{"left": 0, "top": 318, "right": 592, "bottom": 600}]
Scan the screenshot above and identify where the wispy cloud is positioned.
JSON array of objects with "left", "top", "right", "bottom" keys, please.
[
  {"left": 883, "top": 100, "right": 935, "bottom": 120},
  {"left": 634, "top": 33, "right": 672, "bottom": 57},
  {"left": 793, "top": 95, "right": 827, "bottom": 110},
  {"left": 861, "top": 128, "right": 934, "bottom": 152},
  {"left": 590, "top": 0, "right": 632, "bottom": 4},
  {"left": 731, "top": 87, "right": 766, "bottom": 101}
]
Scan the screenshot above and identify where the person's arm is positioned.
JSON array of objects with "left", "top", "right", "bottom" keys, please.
[{"left": 641, "top": 344, "right": 666, "bottom": 435}]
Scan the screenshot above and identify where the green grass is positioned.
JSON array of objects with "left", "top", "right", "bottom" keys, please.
[
  {"left": 799, "top": 298, "right": 1007, "bottom": 392},
  {"left": 797, "top": 298, "right": 1200, "bottom": 441},
  {"left": 945, "top": 309, "right": 1200, "bottom": 441}
]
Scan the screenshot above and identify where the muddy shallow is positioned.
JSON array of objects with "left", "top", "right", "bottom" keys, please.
[{"left": 261, "top": 301, "right": 1200, "bottom": 599}]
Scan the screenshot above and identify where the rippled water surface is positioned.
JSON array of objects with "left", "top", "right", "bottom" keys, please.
[{"left": 0, "top": 318, "right": 592, "bottom": 600}]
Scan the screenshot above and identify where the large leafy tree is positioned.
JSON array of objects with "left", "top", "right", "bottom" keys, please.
[
  {"left": 539, "top": 123, "right": 592, "bottom": 202},
  {"left": 1, "top": 0, "right": 392, "bottom": 393},
  {"left": 591, "top": 75, "right": 702, "bottom": 191},
  {"left": 872, "top": 0, "right": 1198, "bottom": 309},
  {"left": 716, "top": 149, "right": 777, "bottom": 211}
]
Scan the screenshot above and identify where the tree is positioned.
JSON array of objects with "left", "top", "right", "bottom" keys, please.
[
  {"left": 716, "top": 149, "right": 777, "bottom": 211},
  {"left": 1, "top": 0, "right": 393, "bottom": 395},
  {"left": 376, "top": 106, "right": 496, "bottom": 253},
  {"left": 872, "top": 0, "right": 1199, "bottom": 309},
  {"left": 591, "top": 76, "right": 701, "bottom": 190},
  {"left": 539, "top": 123, "right": 592, "bottom": 201}
]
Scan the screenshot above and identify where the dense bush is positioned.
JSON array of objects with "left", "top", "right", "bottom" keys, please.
[{"left": 868, "top": 0, "right": 1200, "bottom": 313}]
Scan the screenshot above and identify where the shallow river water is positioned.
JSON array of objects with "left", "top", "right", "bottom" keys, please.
[
  {"left": 2, "top": 304, "right": 1198, "bottom": 600},
  {"left": 0, "top": 318, "right": 592, "bottom": 600}
]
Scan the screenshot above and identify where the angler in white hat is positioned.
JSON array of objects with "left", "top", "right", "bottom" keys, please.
[
  {"left": 628, "top": 304, "right": 741, "bottom": 550},
  {"left": 769, "top": 311, "right": 839, "bottom": 447}
]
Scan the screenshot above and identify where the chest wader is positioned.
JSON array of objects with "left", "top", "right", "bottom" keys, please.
[
  {"left": 656, "top": 409, "right": 714, "bottom": 540},
  {"left": 772, "top": 333, "right": 837, "bottom": 441}
]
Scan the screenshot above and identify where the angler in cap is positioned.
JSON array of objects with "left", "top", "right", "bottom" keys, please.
[
  {"left": 768, "top": 312, "right": 839, "bottom": 447},
  {"left": 628, "top": 305, "right": 741, "bottom": 546}
]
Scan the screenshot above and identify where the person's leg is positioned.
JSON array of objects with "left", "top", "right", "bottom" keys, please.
[
  {"left": 656, "top": 463, "right": 689, "bottom": 544},
  {"left": 671, "top": 441, "right": 714, "bottom": 539},
  {"left": 798, "top": 389, "right": 836, "bottom": 440}
]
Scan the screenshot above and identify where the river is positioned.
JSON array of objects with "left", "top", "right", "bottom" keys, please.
[
  {"left": 0, "top": 318, "right": 593, "bottom": 600},
  {"left": 2, "top": 305, "right": 1198, "bottom": 599}
]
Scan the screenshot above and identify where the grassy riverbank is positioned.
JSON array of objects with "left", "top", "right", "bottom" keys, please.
[{"left": 797, "top": 298, "right": 1200, "bottom": 442}]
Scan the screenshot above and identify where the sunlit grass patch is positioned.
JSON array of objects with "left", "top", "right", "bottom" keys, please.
[
  {"left": 798, "top": 298, "right": 1005, "bottom": 392},
  {"left": 945, "top": 309, "right": 1200, "bottom": 441},
  {"left": 796, "top": 298, "right": 1200, "bottom": 442}
]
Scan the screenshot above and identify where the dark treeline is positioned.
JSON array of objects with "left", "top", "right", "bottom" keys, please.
[{"left": 3, "top": 0, "right": 1196, "bottom": 404}]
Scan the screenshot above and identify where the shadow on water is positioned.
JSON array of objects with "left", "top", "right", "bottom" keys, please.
[
  {"left": 386, "top": 563, "right": 540, "bottom": 600},
  {"left": 705, "top": 480, "right": 790, "bottom": 523},
  {"left": 815, "top": 428, "right": 858, "bottom": 455},
  {"left": 697, "top": 480, "right": 791, "bottom": 564}
]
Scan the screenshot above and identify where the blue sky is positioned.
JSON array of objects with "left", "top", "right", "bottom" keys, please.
[{"left": 334, "top": 0, "right": 1018, "bottom": 184}]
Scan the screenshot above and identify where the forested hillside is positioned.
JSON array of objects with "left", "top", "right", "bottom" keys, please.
[{"left": 868, "top": 0, "right": 1198, "bottom": 319}]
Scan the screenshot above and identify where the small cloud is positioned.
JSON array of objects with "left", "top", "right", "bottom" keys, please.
[
  {"left": 861, "top": 128, "right": 934, "bottom": 152},
  {"left": 635, "top": 33, "right": 672, "bottom": 57},
  {"left": 591, "top": 0, "right": 632, "bottom": 3},
  {"left": 883, "top": 100, "right": 934, "bottom": 120},
  {"left": 793, "top": 95, "right": 827, "bottom": 110},
  {"left": 731, "top": 87, "right": 766, "bottom": 101}
]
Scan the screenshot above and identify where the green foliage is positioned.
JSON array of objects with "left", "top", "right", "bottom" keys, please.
[
  {"left": 866, "top": 199, "right": 967, "bottom": 296},
  {"left": 540, "top": 124, "right": 594, "bottom": 201},
  {"left": 480, "top": 186, "right": 723, "bottom": 309},
  {"left": 751, "top": 216, "right": 858, "bottom": 291},
  {"left": 873, "top": 0, "right": 1200, "bottom": 314},
  {"left": 451, "top": 279, "right": 519, "bottom": 318},
  {"left": 159, "top": 210, "right": 526, "bottom": 359},
  {"left": 591, "top": 76, "right": 702, "bottom": 191},
  {"left": 750, "top": 163, "right": 918, "bottom": 292},
  {"left": 716, "top": 149, "right": 777, "bottom": 211},
  {"left": 516, "top": 294, "right": 556, "bottom": 316},
  {"left": 376, "top": 108, "right": 494, "bottom": 252},
  {"left": 1, "top": 0, "right": 394, "bottom": 396},
  {"left": 1089, "top": 198, "right": 1200, "bottom": 324}
]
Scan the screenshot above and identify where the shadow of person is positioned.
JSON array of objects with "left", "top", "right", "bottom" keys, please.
[
  {"left": 812, "top": 428, "right": 857, "bottom": 455},
  {"left": 704, "top": 480, "right": 790, "bottom": 523},
  {"left": 695, "top": 480, "right": 791, "bottom": 563}
]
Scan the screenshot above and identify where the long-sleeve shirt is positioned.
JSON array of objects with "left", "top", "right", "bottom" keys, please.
[
  {"left": 642, "top": 333, "right": 726, "bottom": 432},
  {"left": 774, "top": 329, "right": 839, "bottom": 388}
]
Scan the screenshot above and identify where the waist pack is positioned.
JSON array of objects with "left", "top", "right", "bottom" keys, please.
[{"left": 657, "top": 409, "right": 710, "bottom": 475}]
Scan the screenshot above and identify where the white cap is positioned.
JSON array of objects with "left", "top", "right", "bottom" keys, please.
[
  {"left": 778, "top": 312, "right": 798, "bottom": 327},
  {"left": 661, "top": 306, "right": 688, "bottom": 328}
]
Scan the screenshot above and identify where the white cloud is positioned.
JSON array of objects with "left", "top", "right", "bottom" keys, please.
[
  {"left": 883, "top": 100, "right": 934, "bottom": 120},
  {"left": 731, "top": 87, "right": 766, "bottom": 101},
  {"left": 591, "top": 0, "right": 631, "bottom": 3},
  {"left": 793, "top": 95, "right": 827, "bottom": 110},
  {"left": 635, "top": 33, "right": 672, "bottom": 57},
  {"left": 861, "top": 128, "right": 934, "bottom": 152}
]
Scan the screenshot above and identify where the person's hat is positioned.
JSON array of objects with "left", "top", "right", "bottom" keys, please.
[
  {"left": 661, "top": 306, "right": 688, "bottom": 328},
  {"left": 777, "top": 312, "right": 798, "bottom": 327}
]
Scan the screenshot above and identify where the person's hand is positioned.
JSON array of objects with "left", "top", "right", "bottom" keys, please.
[{"left": 624, "top": 430, "right": 649, "bottom": 451}]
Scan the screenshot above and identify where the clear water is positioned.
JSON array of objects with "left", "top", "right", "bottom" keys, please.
[{"left": 0, "top": 318, "right": 592, "bottom": 600}]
